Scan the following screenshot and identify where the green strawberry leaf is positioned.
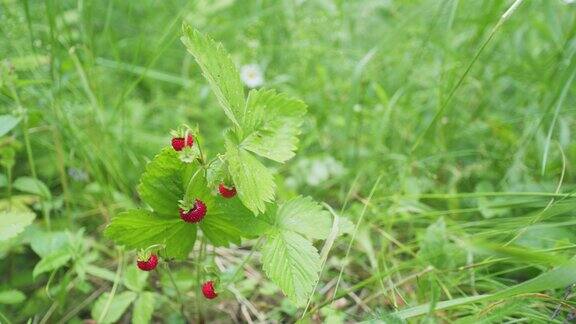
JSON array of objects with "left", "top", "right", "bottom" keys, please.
[
  {"left": 0, "top": 209, "right": 35, "bottom": 242},
  {"left": 225, "top": 138, "right": 275, "bottom": 215},
  {"left": 132, "top": 292, "right": 156, "bottom": 324},
  {"left": 181, "top": 24, "right": 245, "bottom": 127},
  {"left": 275, "top": 196, "right": 332, "bottom": 240},
  {"left": 124, "top": 266, "right": 149, "bottom": 292},
  {"left": 202, "top": 198, "right": 272, "bottom": 246},
  {"left": 182, "top": 169, "right": 236, "bottom": 246},
  {"left": 182, "top": 167, "right": 214, "bottom": 207},
  {"left": 92, "top": 291, "right": 137, "bottom": 324},
  {"left": 138, "top": 148, "right": 192, "bottom": 218},
  {"left": 13, "top": 177, "right": 52, "bottom": 199},
  {"left": 33, "top": 248, "right": 72, "bottom": 279},
  {"left": 258, "top": 196, "right": 337, "bottom": 304},
  {"left": 180, "top": 27, "right": 308, "bottom": 216},
  {"left": 219, "top": 198, "right": 273, "bottom": 237},
  {"left": 241, "top": 89, "right": 307, "bottom": 163},
  {"left": 182, "top": 169, "right": 270, "bottom": 245},
  {"left": 104, "top": 209, "right": 196, "bottom": 260},
  {"left": 261, "top": 230, "right": 320, "bottom": 307},
  {"left": 206, "top": 157, "right": 226, "bottom": 188}
]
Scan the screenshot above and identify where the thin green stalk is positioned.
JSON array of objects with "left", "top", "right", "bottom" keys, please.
[
  {"left": 68, "top": 46, "right": 103, "bottom": 126},
  {"left": 379, "top": 191, "right": 572, "bottom": 201},
  {"left": 505, "top": 148, "right": 570, "bottom": 246},
  {"left": 6, "top": 165, "right": 12, "bottom": 202},
  {"left": 410, "top": 0, "right": 525, "bottom": 153},
  {"left": 58, "top": 287, "right": 106, "bottom": 324},
  {"left": 301, "top": 203, "right": 346, "bottom": 318},
  {"left": 165, "top": 263, "right": 189, "bottom": 321},
  {"left": 541, "top": 67, "right": 576, "bottom": 175},
  {"left": 0, "top": 311, "right": 12, "bottom": 324},
  {"left": 97, "top": 249, "right": 124, "bottom": 323},
  {"left": 311, "top": 263, "right": 425, "bottom": 314},
  {"left": 195, "top": 237, "right": 207, "bottom": 322},
  {"left": 226, "top": 238, "right": 264, "bottom": 285},
  {"left": 7, "top": 76, "right": 51, "bottom": 229},
  {"left": 331, "top": 175, "right": 382, "bottom": 306}
]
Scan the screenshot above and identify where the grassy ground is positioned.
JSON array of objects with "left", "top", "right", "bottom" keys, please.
[{"left": 1, "top": 0, "right": 576, "bottom": 322}]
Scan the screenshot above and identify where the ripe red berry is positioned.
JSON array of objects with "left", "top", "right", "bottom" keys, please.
[
  {"left": 201, "top": 281, "right": 218, "bottom": 299},
  {"left": 171, "top": 135, "right": 194, "bottom": 151},
  {"left": 179, "top": 199, "right": 207, "bottom": 223},
  {"left": 218, "top": 183, "right": 237, "bottom": 198},
  {"left": 137, "top": 254, "right": 158, "bottom": 271}
]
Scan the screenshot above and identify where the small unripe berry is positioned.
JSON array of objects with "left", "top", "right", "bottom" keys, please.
[
  {"left": 201, "top": 280, "right": 218, "bottom": 299},
  {"left": 137, "top": 254, "right": 158, "bottom": 271},
  {"left": 218, "top": 183, "right": 237, "bottom": 198},
  {"left": 171, "top": 135, "right": 194, "bottom": 151},
  {"left": 179, "top": 199, "right": 207, "bottom": 223}
]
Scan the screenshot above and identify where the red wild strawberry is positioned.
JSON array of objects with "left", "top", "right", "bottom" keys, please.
[
  {"left": 171, "top": 134, "right": 194, "bottom": 151},
  {"left": 218, "top": 183, "right": 237, "bottom": 198},
  {"left": 179, "top": 199, "right": 207, "bottom": 223},
  {"left": 137, "top": 254, "right": 158, "bottom": 271},
  {"left": 201, "top": 280, "right": 218, "bottom": 299}
]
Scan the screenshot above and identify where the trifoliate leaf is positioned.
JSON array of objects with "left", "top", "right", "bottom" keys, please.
[
  {"left": 241, "top": 89, "right": 307, "bottom": 163},
  {"left": 138, "top": 148, "right": 195, "bottom": 218},
  {"left": 261, "top": 230, "right": 321, "bottom": 306},
  {"left": 225, "top": 138, "right": 275, "bottom": 215},
  {"left": 104, "top": 209, "right": 196, "bottom": 260},
  {"left": 92, "top": 291, "right": 137, "bottom": 324},
  {"left": 132, "top": 292, "right": 156, "bottom": 324},
  {"left": 29, "top": 230, "right": 69, "bottom": 258},
  {"left": 33, "top": 248, "right": 72, "bottom": 278},
  {"left": 181, "top": 24, "right": 245, "bottom": 127},
  {"left": 276, "top": 196, "right": 332, "bottom": 240}
]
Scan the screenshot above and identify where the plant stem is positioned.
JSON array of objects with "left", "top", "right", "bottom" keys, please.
[
  {"left": 196, "top": 237, "right": 207, "bottom": 322},
  {"left": 165, "top": 263, "right": 189, "bottom": 321},
  {"left": 0, "top": 311, "right": 12, "bottom": 324},
  {"left": 226, "top": 238, "right": 264, "bottom": 285},
  {"left": 410, "top": 0, "right": 525, "bottom": 153},
  {"left": 331, "top": 175, "right": 382, "bottom": 306},
  {"left": 7, "top": 75, "right": 51, "bottom": 230},
  {"left": 98, "top": 248, "right": 123, "bottom": 323}
]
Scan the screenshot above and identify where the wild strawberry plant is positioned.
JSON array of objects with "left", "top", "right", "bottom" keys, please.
[{"left": 105, "top": 24, "right": 344, "bottom": 307}]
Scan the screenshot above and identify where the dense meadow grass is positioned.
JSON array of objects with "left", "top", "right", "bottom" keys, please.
[{"left": 1, "top": 0, "right": 576, "bottom": 322}]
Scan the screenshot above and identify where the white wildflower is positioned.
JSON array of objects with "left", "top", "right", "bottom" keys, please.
[
  {"left": 306, "top": 160, "right": 330, "bottom": 186},
  {"left": 323, "top": 156, "right": 345, "bottom": 177},
  {"left": 240, "top": 64, "right": 264, "bottom": 88},
  {"left": 304, "top": 156, "right": 346, "bottom": 186}
]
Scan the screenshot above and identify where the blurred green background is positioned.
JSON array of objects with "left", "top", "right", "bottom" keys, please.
[{"left": 1, "top": 0, "right": 576, "bottom": 322}]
